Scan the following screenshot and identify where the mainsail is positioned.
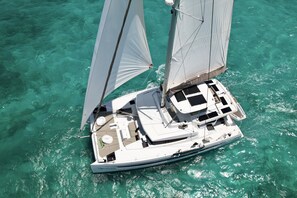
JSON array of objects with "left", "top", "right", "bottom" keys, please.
[
  {"left": 164, "top": 0, "right": 234, "bottom": 91},
  {"left": 81, "top": 0, "right": 152, "bottom": 129}
]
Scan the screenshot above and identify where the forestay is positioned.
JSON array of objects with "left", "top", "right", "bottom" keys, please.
[
  {"left": 81, "top": 0, "right": 152, "bottom": 129},
  {"left": 164, "top": 0, "right": 234, "bottom": 91}
]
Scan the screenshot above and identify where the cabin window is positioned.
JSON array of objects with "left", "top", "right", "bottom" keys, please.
[
  {"left": 198, "top": 111, "right": 219, "bottom": 122},
  {"left": 208, "top": 112, "right": 218, "bottom": 118},
  {"left": 168, "top": 104, "right": 180, "bottom": 122},
  {"left": 166, "top": 95, "right": 171, "bottom": 102},
  {"left": 190, "top": 109, "right": 206, "bottom": 116},
  {"left": 205, "top": 80, "right": 214, "bottom": 84},
  {"left": 198, "top": 114, "right": 208, "bottom": 121}
]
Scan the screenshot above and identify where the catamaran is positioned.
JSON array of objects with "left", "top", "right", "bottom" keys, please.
[{"left": 80, "top": 0, "right": 246, "bottom": 173}]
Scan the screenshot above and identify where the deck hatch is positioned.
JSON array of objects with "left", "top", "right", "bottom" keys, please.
[
  {"left": 174, "top": 91, "right": 186, "bottom": 102},
  {"left": 221, "top": 107, "right": 232, "bottom": 114},
  {"left": 220, "top": 97, "right": 227, "bottom": 105},
  {"left": 210, "top": 84, "right": 219, "bottom": 92},
  {"left": 188, "top": 95, "right": 207, "bottom": 106},
  {"left": 183, "top": 85, "right": 200, "bottom": 95}
]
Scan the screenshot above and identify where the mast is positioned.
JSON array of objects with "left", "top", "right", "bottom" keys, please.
[
  {"left": 207, "top": 0, "right": 215, "bottom": 80},
  {"left": 161, "top": 0, "right": 234, "bottom": 93},
  {"left": 161, "top": 0, "right": 180, "bottom": 107},
  {"left": 100, "top": 0, "right": 132, "bottom": 105}
]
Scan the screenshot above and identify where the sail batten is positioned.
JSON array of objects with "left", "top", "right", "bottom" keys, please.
[
  {"left": 81, "top": 0, "right": 152, "bottom": 129},
  {"left": 164, "top": 0, "right": 234, "bottom": 91}
]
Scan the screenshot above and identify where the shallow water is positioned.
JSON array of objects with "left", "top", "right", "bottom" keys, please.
[{"left": 0, "top": 0, "right": 296, "bottom": 197}]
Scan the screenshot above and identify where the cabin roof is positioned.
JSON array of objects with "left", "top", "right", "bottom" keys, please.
[
  {"left": 169, "top": 79, "right": 238, "bottom": 124},
  {"left": 170, "top": 83, "right": 211, "bottom": 114},
  {"left": 136, "top": 89, "right": 195, "bottom": 142}
]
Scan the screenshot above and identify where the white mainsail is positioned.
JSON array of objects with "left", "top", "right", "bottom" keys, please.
[
  {"left": 81, "top": 0, "right": 152, "bottom": 129},
  {"left": 164, "top": 0, "right": 234, "bottom": 91}
]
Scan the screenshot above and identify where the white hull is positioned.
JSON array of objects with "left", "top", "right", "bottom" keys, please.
[
  {"left": 88, "top": 80, "right": 245, "bottom": 173},
  {"left": 90, "top": 134, "right": 241, "bottom": 173}
]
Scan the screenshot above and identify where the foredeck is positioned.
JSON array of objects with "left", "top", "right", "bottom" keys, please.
[
  {"left": 93, "top": 113, "right": 119, "bottom": 158},
  {"left": 93, "top": 111, "right": 139, "bottom": 159}
]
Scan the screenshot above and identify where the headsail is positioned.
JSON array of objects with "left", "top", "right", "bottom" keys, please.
[
  {"left": 164, "top": 0, "right": 234, "bottom": 91},
  {"left": 81, "top": 0, "right": 152, "bottom": 129}
]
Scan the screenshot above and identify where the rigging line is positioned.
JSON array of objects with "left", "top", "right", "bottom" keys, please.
[
  {"left": 92, "top": 0, "right": 132, "bottom": 131},
  {"left": 175, "top": 3, "right": 205, "bottom": 50},
  {"left": 171, "top": 2, "right": 206, "bottom": 83},
  {"left": 207, "top": 0, "right": 215, "bottom": 82},
  {"left": 165, "top": 113, "right": 178, "bottom": 128},
  {"left": 141, "top": 67, "right": 154, "bottom": 87},
  {"left": 219, "top": 3, "right": 227, "bottom": 63},
  {"left": 78, "top": 135, "right": 90, "bottom": 139},
  {"left": 170, "top": 1, "right": 187, "bottom": 83},
  {"left": 172, "top": 22, "right": 204, "bottom": 83},
  {"left": 78, "top": 126, "right": 89, "bottom": 137},
  {"left": 201, "top": 0, "right": 206, "bottom": 18},
  {"left": 222, "top": 1, "right": 234, "bottom": 64},
  {"left": 215, "top": 13, "right": 225, "bottom": 65},
  {"left": 175, "top": 13, "right": 187, "bottom": 82},
  {"left": 175, "top": 8, "right": 203, "bottom": 21},
  {"left": 211, "top": 2, "right": 227, "bottom": 66}
]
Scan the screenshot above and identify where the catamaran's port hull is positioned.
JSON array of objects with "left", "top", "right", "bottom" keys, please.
[{"left": 90, "top": 133, "right": 242, "bottom": 173}]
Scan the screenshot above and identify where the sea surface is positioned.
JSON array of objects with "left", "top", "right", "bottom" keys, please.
[{"left": 0, "top": 0, "right": 296, "bottom": 197}]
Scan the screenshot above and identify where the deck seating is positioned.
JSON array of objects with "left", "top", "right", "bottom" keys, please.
[{"left": 123, "top": 121, "right": 139, "bottom": 146}]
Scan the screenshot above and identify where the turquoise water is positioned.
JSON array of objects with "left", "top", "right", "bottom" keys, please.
[{"left": 0, "top": 0, "right": 296, "bottom": 197}]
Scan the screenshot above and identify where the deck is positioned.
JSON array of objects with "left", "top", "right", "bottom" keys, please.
[
  {"left": 93, "top": 111, "right": 139, "bottom": 158},
  {"left": 93, "top": 113, "right": 119, "bottom": 158}
]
